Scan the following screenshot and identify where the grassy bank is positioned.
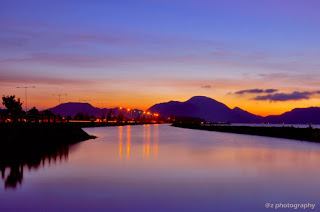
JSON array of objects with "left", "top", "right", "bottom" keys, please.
[{"left": 172, "top": 123, "right": 320, "bottom": 142}]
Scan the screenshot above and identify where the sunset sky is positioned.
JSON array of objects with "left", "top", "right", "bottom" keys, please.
[{"left": 1, "top": 0, "right": 320, "bottom": 116}]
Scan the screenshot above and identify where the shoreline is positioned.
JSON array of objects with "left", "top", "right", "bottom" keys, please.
[
  {"left": 0, "top": 122, "right": 161, "bottom": 146},
  {"left": 172, "top": 123, "right": 320, "bottom": 143},
  {"left": 0, "top": 122, "right": 97, "bottom": 146}
]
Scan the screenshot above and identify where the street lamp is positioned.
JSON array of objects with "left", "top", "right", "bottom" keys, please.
[
  {"left": 53, "top": 93, "right": 67, "bottom": 115},
  {"left": 79, "top": 99, "right": 91, "bottom": 113},
  {"left": 17, "top": 86, "right": 35, "bottom": 112},
  {"left": 127, "top": 108, "right": 132, "bottom": 119}
]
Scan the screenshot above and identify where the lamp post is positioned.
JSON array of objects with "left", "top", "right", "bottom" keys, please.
[
  {"left": 127, "top": 108, "right": 131, "bottom": 120},
  {"left": 17, "top": 86, "right": 35, "bottom": 112},
  {"left": 53, "top": 93, "right": 67, "bottom": 115},
  {"left": 79, "top": 99, "right": 91, "bottom": 113}
]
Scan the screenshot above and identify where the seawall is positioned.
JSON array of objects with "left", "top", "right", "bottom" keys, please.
[{"left": 172, "top": 123, "right": 320, "bottom": 142}]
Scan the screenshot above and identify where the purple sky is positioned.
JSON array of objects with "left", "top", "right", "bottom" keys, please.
[{"left": 1, "top": 0, "right": 320, "bottom": 115}]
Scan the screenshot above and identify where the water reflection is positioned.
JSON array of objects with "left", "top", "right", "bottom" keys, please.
[
  {"left": 153, "top": 124, "right": 158, "bottom": 158},
  {"left": 0, "top": 144, "right": 72, "bottom": 189},
  {"left": 3, "top": 125, "right": 320, "bottom": 212},
  {"left": 127, "top": 125, "right": 130, "bottom": 159},
  {"left": 118, "top": 124, "right": 159, "bottom": 160},
  {"left": 119, "top": 126, "right": 122, "bottom": 159}
]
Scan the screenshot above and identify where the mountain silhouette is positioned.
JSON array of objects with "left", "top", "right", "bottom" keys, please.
[
  {"left": 264, "top": 107, "right": 320, "bottom": 124},
  {"left": 148, "top": 96, "right": 320, "bottom": 124},
  {"left": 49, "top": 102, "right": 110, "bottom": 117},
  {"left": 48, "top": 102, "right": 143, "bottom": 119},
  {"left": 148, "top": 96, "right": 262, "bottom": 123},
  {"left": 47, "top": 97, "right": 320, "bottom": 124}
]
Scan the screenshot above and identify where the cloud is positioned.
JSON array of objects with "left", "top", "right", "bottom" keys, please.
[
  {"left": 235, "top": 88, "right": 278, "bottom": 95},
  {"left": 201, "top": 85, "right": 211, "bottom": 89},
  {"left": 252, "top": 91, "right": 320, "bottom": 101},
  {"left": 0, "top": 73, "right": 99, "bottom": 86}
]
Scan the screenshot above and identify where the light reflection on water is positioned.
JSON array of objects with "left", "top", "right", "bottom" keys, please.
[
  {"left": 118, "top": 124, "right": 158, "bottom": 161},
  {"left": 1, "top": 124, "right": 320, "bottom": 212}
]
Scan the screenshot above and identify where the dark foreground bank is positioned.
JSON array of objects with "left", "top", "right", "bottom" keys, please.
[
  {"left": 172, "top": 123, "right": 320, "bottom": 142},
  {"left": 0, "top": 122, "right": 158, "bottom": 188},
  {"left": 0, "top": 122, "right": 159, "bottom": 146},
  {"left": 0, "top": 123, "right": 97, "bottom": 146}
]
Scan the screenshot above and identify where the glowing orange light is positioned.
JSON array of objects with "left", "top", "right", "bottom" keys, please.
[
  {"left": 147, "top": 112, "right": 150, "bottom": 115},
  {"left": 119, "top": 107, "right": 122, "bottom": 109},
  {"left": 127, "top": 125, "right": 131, "bottom": 159},
  {"left": 147, "top": 124, "right": 150, "bottom": 159},
  {"left": 127, "top": 109, "right": 130, "bottom": 112},
  {"left": 119, "top": 126, "right": 122, "bottom": 159}
]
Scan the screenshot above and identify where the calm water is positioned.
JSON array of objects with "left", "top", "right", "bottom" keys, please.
[
  {"left": 232, "top": 123, "right": 320, "bottom": 128},
  {"left": 1, "top": 124, "right": 320, "bottom": 212}
]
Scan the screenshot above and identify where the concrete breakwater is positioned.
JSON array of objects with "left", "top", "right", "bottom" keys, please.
[{"left": 172, "top": 123, "right": 320, "bottom": 142}]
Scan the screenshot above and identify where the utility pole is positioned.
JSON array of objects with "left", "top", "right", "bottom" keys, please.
[
  {"left": 53, "top": 93, "right": 67, "bottom": 115},
  {"left": 79, "top": 99, "right": 91, "bottom": 113},
  {"left": 17, "top": 86, "right": 35, "bottom": 112}
]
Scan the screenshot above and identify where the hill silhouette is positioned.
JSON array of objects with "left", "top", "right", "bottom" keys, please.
[
  {"left": 148, "top": 96, "right": 320, "bottom": 124},
  {"left": 148, "top": 96, "right": 263, "bottom": 123},
  {"left": 48, "top": 102, "right": 143, "bottom": 119},
  {"left": 265, "top": 107, "right": 320, "bottom": 124},
  {"left": 49, "top": 102, "right": 110, "bottom": 117},
  {"left": 47, "top": 97, "right": 320, "bottom": 124}
]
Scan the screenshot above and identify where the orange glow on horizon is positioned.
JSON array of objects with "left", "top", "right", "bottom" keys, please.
[{"left": 4, "top": 82, "right": 319, "bottom": 117}]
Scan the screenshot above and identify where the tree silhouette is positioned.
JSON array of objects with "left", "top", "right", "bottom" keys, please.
[
  {"left": 43, "top": 109, "right": 55, "bottom": 122},
  {"left": 43, "top": 109, "right": 54, "bottom": 116},
  {"left": 2, "top": 95, "right": 23, "bottom": 114},
  {"left": 66, "top": 115, "right": 72, "bottom": 122},
  {"left": 169, "top": 113, "right": 174, "bottom": 122},
  {"left": 74, "top": 112, "right": 85, "bottom": 120},
  {"left": 101, "top": 113, "right": 105, "bottom": 121},
  {"left": 74, "top": 112, "right": 90, "bottom": 120},
  {"left": 141, "top": 114, "right": 146, "bottom": 122},
  {"left": 117, "top": 111, "right": 124, "bottom": 122},
  {"left": 28, "top": 107, "right": 39, "bottom": 115},
  {"left": 107, "top": 109, "right": 113, "bottom": 121}
]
